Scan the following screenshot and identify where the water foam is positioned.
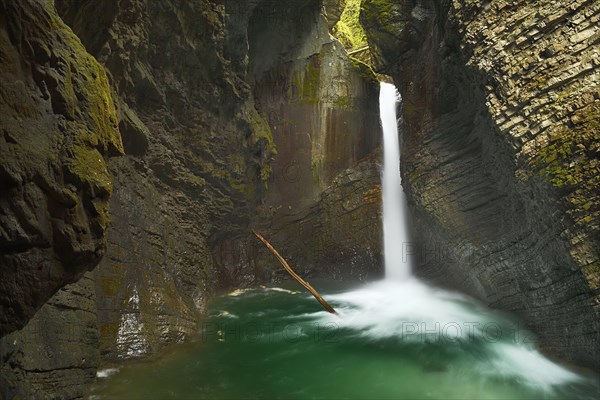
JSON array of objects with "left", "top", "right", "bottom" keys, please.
[{"left": 307, "top": 278, "right": 585, "bottom": 391}]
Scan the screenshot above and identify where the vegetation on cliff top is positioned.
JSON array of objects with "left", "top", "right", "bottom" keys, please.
[{"left": 332, "top": 0, "right": 368, "bottom": 50}]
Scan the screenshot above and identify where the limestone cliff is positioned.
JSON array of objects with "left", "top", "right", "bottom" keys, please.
[
  {"left": 0, "top": 0, "right": 382, "bottom": 397},
  {"left": 362, "top": 0, "right": 599, "bottom": 369}
]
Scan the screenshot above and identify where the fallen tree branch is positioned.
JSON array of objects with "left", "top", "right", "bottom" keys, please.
[
  {"left": 348, "top": 45, "right": 369, "bottom": 56},
  {"left": 252, "top": 230, "right": 338, "bottom": 315}
]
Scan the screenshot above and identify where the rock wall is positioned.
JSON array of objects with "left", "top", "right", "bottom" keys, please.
[
  {"left": 0, "top": 0, "right": 383, "bottom": 397},
  {"left": 0, "top": 273, "right": 98, "bottom": 399},
  {"left": 57, "top": 0, "right": 275, "bottom": 364},
  {"left": 1, "top": 3, "right": 274, "bottom": 395},
  {"left": 213, "top": 1, "right": 383, "bottom": 284},
  {"left": 362, "top": 0, "right": 599, "bottom": 369},
  {"left": 0, "top": 0, "right": 123, "bottom": 338}
]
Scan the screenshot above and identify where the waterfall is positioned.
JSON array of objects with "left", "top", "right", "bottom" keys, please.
[
  {"left": 95, "top": 83, "right": 598, "bottom": 396},
  {"left": 380, "top": 82, "right": 411, "bottom": 280}
]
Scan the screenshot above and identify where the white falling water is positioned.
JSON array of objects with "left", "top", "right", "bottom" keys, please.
[{"left": 380, "top": 82, "right": 411, "bottom": 280}]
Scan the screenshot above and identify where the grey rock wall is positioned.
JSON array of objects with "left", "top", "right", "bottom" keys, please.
[
  {"left": 212, "top": 2, "right": 383, "bottom": 286},
  {"left": 0, "top": 273, "right": 99, "bottom": 399}
]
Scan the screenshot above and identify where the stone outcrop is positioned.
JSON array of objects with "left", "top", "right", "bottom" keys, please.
[
  {"left": 361, "top": 0, "right": 599, "bottom": 369},
  {"left": 0, "top": 0, "right": 123, "bottom": 337}
]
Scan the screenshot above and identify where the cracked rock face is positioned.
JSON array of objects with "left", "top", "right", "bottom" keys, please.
[
  {"left": 362, "top": 0, "right": 599, "bottom": 369},
  {"left": 0, "top": 273, "right": 99, "bottom": 400}
]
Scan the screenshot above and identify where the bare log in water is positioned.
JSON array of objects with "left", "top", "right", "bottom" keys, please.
[{"left": 252, "top": 230, "right": 338, "bottom": 315}]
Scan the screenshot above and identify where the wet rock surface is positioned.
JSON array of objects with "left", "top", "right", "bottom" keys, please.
[
  {"left": 362, "top": 0, "right": 599, "bottom": 369},
  {"left": 254, "top": 153, "right": 383, "bottom": 283},
  {"left": 0, "top": 273, "right": 99, "bottom": 399}
]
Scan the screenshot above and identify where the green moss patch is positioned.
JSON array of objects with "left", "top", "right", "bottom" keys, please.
[
  {"left": 290, "top": 56, "right": 321, "bottom": 105},
  {"left": 333, "top": 0, "right": 369, "bottom": 50},
  {"left": 48, "top": 5, "right": 123, "bottom": 155},
  {"left": 530, "top": 102, "right": 600, "bottom": 225},
  {"left": 66, "top": 145, "right": 113, "bottom": 196},
  {"left": 360, "top": 0, "right": 405, "bottom": 38},
  {"left": 350, "top": 57, "right": 378, "bottom": 85}
]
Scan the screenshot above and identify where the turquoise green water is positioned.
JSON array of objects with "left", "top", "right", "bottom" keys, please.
[{"left": 91, "top": 279, "right": 600, "bottom": 399}]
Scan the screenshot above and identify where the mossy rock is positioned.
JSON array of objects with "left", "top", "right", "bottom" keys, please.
[
  {"left": 66, "top": 145, "right": 113, "bottom": 196},
  {"left": 350, "top": 57, "right": 378, "bottom": 86},
  {"left": 360, "top": 0, "right": 405, "bottom": 39},
  {"left": 359, "top": 0, "right": 406, "bottom": 71},
  {"left": 332, "top": 0, "right": 369, "bottom": 50},
  {"left": 245, "top": 104, "right": 276, "bottom": 187},
  {"left": 529, "top": 101, "right": 600, "bottom": 225},
  {"left": 47, "top": 5, "right": 123, "bottom": 155}
]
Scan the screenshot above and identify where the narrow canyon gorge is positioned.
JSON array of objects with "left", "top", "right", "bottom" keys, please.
[{"left": 0, "top": 0, "right": 598, "bottom": 398}]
